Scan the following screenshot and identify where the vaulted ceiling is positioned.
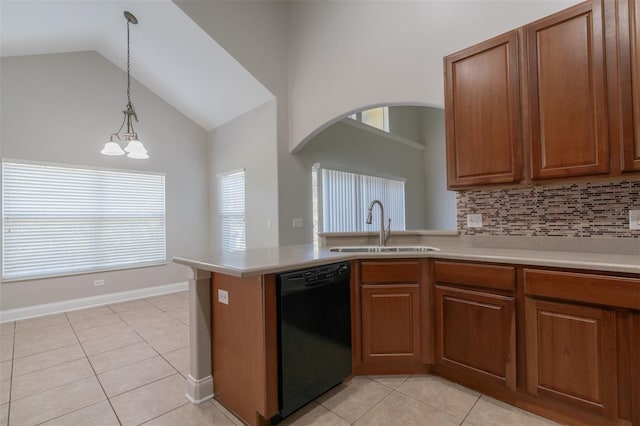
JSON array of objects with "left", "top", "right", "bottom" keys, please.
[{"left": 0, "top": 0, "right": 274, "bottom": 132}]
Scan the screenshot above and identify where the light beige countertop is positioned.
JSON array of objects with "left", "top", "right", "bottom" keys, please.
[{"left": 173, "top": 235, "right": 640, "bottom": 277}]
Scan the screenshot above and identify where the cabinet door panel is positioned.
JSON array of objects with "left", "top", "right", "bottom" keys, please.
[
  {"left": 444, "top": 31, "right": 521, "bottom": 188},
  {"left": 525, "top": 298, "right": 617, "bottom": 417},
  {"left": 527, "top": 1, "right": 609, "bottom": 179},
  {"left": 361, "top": 284, "right": 420, "bottom": 363},
  {"left": 620, "top": 0, "right": 640, "bottom": 171},
  {"left": 632, "top": 314, "right": 640, "bottom": 425},
  {"left": 435, "top": 285, "right": 516, "bottom": 390}
]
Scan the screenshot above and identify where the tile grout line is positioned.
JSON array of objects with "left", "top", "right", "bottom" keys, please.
[
  {"left": 10, "top": 295, "right": 191, "bottom": 426},
  {"left": 136, "top": 402, "right": 190, "bottom": 426},
  {"left": 42, "top": 300, "right": 187, "bottom": 425},
  {"left": 8, "top": 359, "right": 96, "bottom": 403},
  {"left": 107, "top": 299, "right": 202, "bottom": 424},
  {"left": 394, "top": 375, "right": 456, "bottom": 417},
  {"left": 11, "top": 335, "right": 80, "bottom": 358},
  {"left": 459, "top": 394, "right": 481, "bottom": 426},
  {"left": 32, "top": 400, "right": 114, "bottom": 426},
  {"left": 105, "top": 302, "right": 202, "bottom": 423},
  {"left": 210, "top": 399, "right": 245, "bottom": 426},
  {"left": 372, "top": 374, "right": 411, "bottom": 391},
  {"left": 355, "top": 372, "right": 412, "bottom": 411},
  {"left": 319, "top": 375, "right": 423, "bottom": 425},
  {"left": 105, "top": 372, "right": 183, "bottom": 400},
  {"left": 349, "top": 381, "right": 396, "bottom": 426},
  {"left": 5, "top": 295, "right": 190, "bottom": 426},
  {"left": 82, "top": 334, "right": 147, "bottom": 358},
  {"left": 392, "top": 376, "right": 481, "bottom": 421},
  {"left": 65, "top": 311, "right": 124, "bottom": 426},
  {"left": 111, "top": 299, "right": 194, "bottom": 388},
  {"left": 10, "top": 313, "right": 111, "bottom": 425},
  {"left": 11, "top": 345, "right": 86, "bottom": 377},
  {"left": 88, "top": 341, "right": 158, "bottom": 375},
  {"left": 314, "top": 376, "right": 393, "bottom": 425},
  {"left": 6, "top": 321, "right": 16, "bottom": 426},
  {"left": 111, "top": 302, "right": 188, "bottom": 379},
  {"left": 122, "top": 307, "right": 191, "bottom": 382}
]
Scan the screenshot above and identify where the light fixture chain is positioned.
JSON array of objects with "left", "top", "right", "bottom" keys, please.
[{"left": 127, "top": 18, "right": 131, "bottom": 107}]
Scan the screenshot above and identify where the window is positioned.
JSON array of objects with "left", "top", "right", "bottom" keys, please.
[
  {"left": 2, "top": 161, "right": 166, "bottom": 281},
  {"left": 349, "top": 106, "right": 390, "bottom": 132},
  {"left": 217, "top": 169, "right": 246, "bottom": 252},
  {"left": 312, "top": 165, "right": 405, "bottom": 237}
]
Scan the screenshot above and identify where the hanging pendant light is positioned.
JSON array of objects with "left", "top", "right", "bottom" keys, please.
[{"left": 101, "top": 11, "right": 149, "bottom": 159}]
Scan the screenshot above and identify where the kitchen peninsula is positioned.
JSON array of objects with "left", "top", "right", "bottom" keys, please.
[{"left": 173, "top": 234, "right": 640, "bottom": 426}]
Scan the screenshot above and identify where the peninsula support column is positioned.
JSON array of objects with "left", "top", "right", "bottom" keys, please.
[{"left": 185, "top": 267, "right": 213, "bottom": 403}]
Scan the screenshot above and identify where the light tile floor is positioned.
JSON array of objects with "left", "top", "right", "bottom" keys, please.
[{"left": 0, "top": 291, "right": 560, "bottom": 426}]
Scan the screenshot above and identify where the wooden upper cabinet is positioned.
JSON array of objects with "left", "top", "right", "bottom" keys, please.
[
  {"left": 619, "top": 0, "right": 640, "bottom": 171},
  {"left": 444, "top": 31, "right": 521, "bottom": 188},
  {"left": 526, "top": 0, "right": 609, "bottom": 180}
]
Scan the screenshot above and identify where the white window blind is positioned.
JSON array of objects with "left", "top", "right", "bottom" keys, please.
[
  {"left": 2, "top": 161, "right": 166, "bottom": 281},
  {"left": 217, "top": 170, "right": 246, "bottom": 252},
  {"left": 316, "top": 167, "right": 405, "bottom": 233}
]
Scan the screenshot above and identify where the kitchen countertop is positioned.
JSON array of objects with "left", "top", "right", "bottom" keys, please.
[{"left": 173, "top": 239, "right": 640, "bottom": 277}]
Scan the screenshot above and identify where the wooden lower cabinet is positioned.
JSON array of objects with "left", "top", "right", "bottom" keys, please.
[
  {"left": 434, "top": 285, "right": 516, "bottom": 391},
  {"left": 211, "top": 273, "right": 278, "bottom": 426},
  {"left": 632, "top": 313, "right": 640, "bottom": 425},
  {"left": 361, "top": 284, "right": 421, "bottom": 364},
  {"left": 524, "top": 297, "right": 618, "bottom": 418},
  {"left": 355, "top": 259, "right": 430, "bottom": 374}
]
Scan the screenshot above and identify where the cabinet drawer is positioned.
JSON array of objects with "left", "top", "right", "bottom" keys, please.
[
  {"left": 434, "top": 261, "right": 515, "bottom": 291},
  {"left": 524, "top": 269, "right": 640, "bottom": 310},
  {"left": 360, "top": 261, "right": 420, "bottom": 284}
]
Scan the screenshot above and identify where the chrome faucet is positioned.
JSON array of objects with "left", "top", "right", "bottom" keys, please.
[{"left": 365, "top": 199, "right": 391, "bottom": 246}]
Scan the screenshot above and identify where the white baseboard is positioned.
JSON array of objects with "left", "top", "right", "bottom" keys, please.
[{"left": 0, "top": 281, "right": 188, "bottom": 323}]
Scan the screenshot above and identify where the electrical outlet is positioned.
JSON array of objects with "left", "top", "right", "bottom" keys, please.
[
  {"left": 630, "top": 210, "right": 640, "bottom": 230},
  {"left": 266, "top": 218, "right": 272, "bottom": 229},
  {"left": 292, "top": 218, "right": 303, "bottom": 228},
  {"left": 93, "top": 279, "right": 105, "bottom": 287},
  {"left": 218, "top": 289, "right": 229, "bottom": 305},
  {"left": 467, "top": 213, "right": 483, "bottom": 228}
]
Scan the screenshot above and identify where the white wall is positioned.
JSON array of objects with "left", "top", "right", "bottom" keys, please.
[
  {"left": 177, "top": 0, "right": 581, "bottom": 246},
  {"left": 0, "top": 51, "right": 209, "bottom": 311},
  {"left": 421, "top": 108, "right": 457, "bottom": 230},
  {"left": 174, "top": 0, "right": 303, "bottom": 245},
  {"left": 287, "top": 0, "right": 581, "bottom": 150},
  {"left": 389, "top": 106, "right": 424, "bottom": 144},
  {"left": 297, "top": 119, "right": 428, "bottom": 230},
  {"left": 208, "top": 100, "right": 279, "bottom": 251}
]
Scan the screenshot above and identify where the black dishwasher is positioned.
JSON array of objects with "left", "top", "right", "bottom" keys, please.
[{"left": 276, "top": 261, "right": 352, "bottom": 419}]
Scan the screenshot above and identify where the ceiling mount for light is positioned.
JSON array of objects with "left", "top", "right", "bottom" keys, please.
[
  {"left": 101, "top": 11, "right": 148, "bottom": 160},
  {"left": 123, "top": 11, "right": 138, "bottom": 25}
]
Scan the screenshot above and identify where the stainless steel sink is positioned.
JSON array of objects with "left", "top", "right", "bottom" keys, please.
[{"left": 329, "top": 246, "right": 440, "bottom": 253}]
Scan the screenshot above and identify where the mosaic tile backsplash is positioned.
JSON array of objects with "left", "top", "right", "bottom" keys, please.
[{"left": 456, "top": 180, "right": 640, "bottom": 238}]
